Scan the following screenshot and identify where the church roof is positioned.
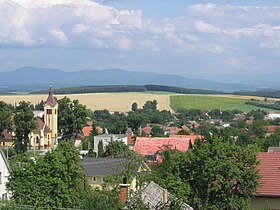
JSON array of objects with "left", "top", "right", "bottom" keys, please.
[{"left": 45, "top": 86, "right": 57, "bottom": 107}]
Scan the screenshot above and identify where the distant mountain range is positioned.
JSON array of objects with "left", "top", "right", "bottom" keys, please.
[{"left": 0, "top": 67, "right": 268, "bottom": 93}]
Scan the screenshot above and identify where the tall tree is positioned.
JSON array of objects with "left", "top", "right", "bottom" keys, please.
[
  {"left": 152, "top": 137, "right": 260, "bottom": 209},
  {"left": 131, "top": 102, "right": 138, "bottom": 112},
  {"left": 90, "top": 124, "right": 99, "bottom": 150},
  {"left": 58, "top": 97, "right": 89, "bottom": 138},
  {"left": 98, "top": 140, "right": 105, "bottom": 157},
  {"left": 0, "top": 101, "right": 12, "bottom": 140},
  {"left": 7, "top": 141, "right": 86, "bottom": 209},
  {"left": 14, "top": 101, "right": 35, "bottom": 153}
]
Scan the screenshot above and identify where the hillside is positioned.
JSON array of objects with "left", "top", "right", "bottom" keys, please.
[{"left": 0, "top": 67, "right": 255, "bottom": 92}]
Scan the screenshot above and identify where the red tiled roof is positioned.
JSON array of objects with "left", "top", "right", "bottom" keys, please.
[
  {"left": 265, "top": 126, "right": 280, "bottom": 133},
  {"left": 170, "top": 134, "right": 202, "bottom": 145},
  {"left": 45, "top": 86, "right": 57, "bottom": 107},
  {"left": 82, "top": 121, "right": 102, "bottom": 137},
  {"left": 134, "top": 137, "right": 191, "bottom": 157},
  {"left": 257, "top": 152, "right": 280, "bottom": 197},
  {"left": 141, "top": 126, "right": 152, "bottom": 135},
  {"left": 1, "top": 129, "right": 13, "bottom": 140},
  {"left": 181, "top": 125, "right": 191, "bottom": 132}
]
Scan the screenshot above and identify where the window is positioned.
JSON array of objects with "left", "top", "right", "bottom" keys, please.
[
  {"left": 36, "top": 136, "right": 39, "bottom": 144},
  {"left": 92, "top": 177, "right": 96, "bottom": 183},
  {"left": 2, "top": 193, "right": 7, "bottom": 200},
  {"left": 47, "top": 109, "right": 52, "bottom": 114},
  {"left": 102, "top": 177, "right": 106, "bottom": 183}
]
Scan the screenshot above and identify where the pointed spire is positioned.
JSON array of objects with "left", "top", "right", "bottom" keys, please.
[{"left": 45, "top": 85, "right": 57, "bottom": 107}]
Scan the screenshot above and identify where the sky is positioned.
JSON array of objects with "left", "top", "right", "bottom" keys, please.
[{"left": 0, "top": 0, "right": 280, "bottom": 83}]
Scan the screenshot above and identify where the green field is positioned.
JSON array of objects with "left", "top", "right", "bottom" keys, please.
[{"left": 170, "top": 95, "right": 280, "bottom": 113}]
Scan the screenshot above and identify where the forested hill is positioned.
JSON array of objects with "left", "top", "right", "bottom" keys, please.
[
  {"left": 30, "top": 85, "right": 223, "bottom": 95},
  {"left": 234, "top": 90, "right": 280, "bottom": 98}
]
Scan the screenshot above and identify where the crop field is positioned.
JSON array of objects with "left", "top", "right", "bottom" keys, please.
[
  {"left": 1, "top": 92, "right": 279, "bottom": 113},
  {"left": 0, "top": 92, "right": 172, "bottom": 112},
  {"left": 170, "top": 95, "right": 280, "bottom": 113}
]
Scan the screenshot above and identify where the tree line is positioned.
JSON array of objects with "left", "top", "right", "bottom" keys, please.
[{"left": 29, "top": 85, "right": 222, "bottom": 95}]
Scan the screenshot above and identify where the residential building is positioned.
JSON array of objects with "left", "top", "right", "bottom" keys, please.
[
  {"left": 0, "top": 150, "right": 10, "bottom": 199},
  {"left": 134, "top": 137, "right": 192, "bottom": 164},
  {"left": 83, "top": 157, "right": 150, "bottom": 190},
  {"left": 251, "top": 152, "right": 280, "bottom": 209},
  {"left": 129, "top": 181, "right": 193, "bottom": 210},
  {"left": 94, "top": 134, "right": 128, "bottom": 155}
]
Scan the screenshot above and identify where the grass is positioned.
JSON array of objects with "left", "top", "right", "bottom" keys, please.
[{"left": 170, "top": 95, "right": 280, "bottom": 113}]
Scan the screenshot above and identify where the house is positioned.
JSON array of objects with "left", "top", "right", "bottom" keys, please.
[
  {"left": 170, "top": 134, "right": 202, "bottom": 146},
  {"left": 1, "top": 129, "right": 15, "bottom": 147},
  {"left": 127, "top": 181, "right": 193, "bottom": 210},
  {"left": 134, "top": 137, "right": 192, "bottom": 164},
  {"left": 83, "top": 157, "right": 150, "bottom": 191},
  {"left": 94, "top": 134, "right": 128, "bottom": 155},
  {"left": 265, "top": 125, "right": 280, "bottom": 134},
  {"left": 82, "top": 121, "right": 102, "bottom": 137},
  {"left": 251, "top": 152, "right": 280, "bottom": 209},
  {"left": 0, "top": 149, "right": 10, "bottom": 199},
  {"left": 267, "top": 113, "right": 280, "bottom": 120}
]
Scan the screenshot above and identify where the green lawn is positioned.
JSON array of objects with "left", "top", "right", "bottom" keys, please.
[{"left": 170, "top": 95, "right": 280, "bottom": 113}]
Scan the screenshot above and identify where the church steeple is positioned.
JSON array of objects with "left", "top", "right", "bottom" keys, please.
[
  {"left": 45, "top": 85, "right": 57, "bottom": 107},
  {"left": 44, "top": 85, "right": 58, "bottom": 148}
]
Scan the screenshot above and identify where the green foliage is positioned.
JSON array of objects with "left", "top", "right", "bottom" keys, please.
[
  {"left": 104, "top": 141, "right": 131, "bottom": 158},
  {"left": 152, "top": 138, "right": 260, "bottom": 209},
  {"left": 143, "top": 100, "right": 158, "bottom": 112},
  {"left": 151, "top": 125, "right": 165, "bottom": 137},
  {"left": 83, "top": 188, "right": 121, "bottom": 210},
  {"left": 13, "top": 101, "right": 35, "bottom": 153},
  {"left": 0, "top": 101, "right": 12, "bottom": 140},
  {"left": 131, "top": 102, "right": 138, "bottom": 112},
  {"left": 98, "top": 140, "right": 105, "bottom": 157},
  {"left": 58, "top": 97, "right": 89, "bottom": 137},
  {"left": 7, "top": 141, "right": 86, "bottom": 209}
]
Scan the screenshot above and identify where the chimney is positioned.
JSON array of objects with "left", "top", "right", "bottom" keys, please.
[
  {"left": 163, "top": 189, "right": 168, "bottom": 204},
  {"left": 120, "top": 177, "right": 130, "bottom": 205}
]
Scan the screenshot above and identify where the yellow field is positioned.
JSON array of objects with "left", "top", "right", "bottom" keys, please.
[{"left": 0, "top": 92, "right": 172, "bottom": 112}]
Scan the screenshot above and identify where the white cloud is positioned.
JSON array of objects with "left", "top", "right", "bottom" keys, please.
[
  {"left": 50, "top": 29, "right": 69, "bottom": 44},
  {"left": 194, "top": 20, "right": 221, "bottom": 34}
]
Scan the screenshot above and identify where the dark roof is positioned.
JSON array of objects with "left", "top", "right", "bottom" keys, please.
[
  {"left": 45, "top": 86, "right": 57, "bottom": 107},
  {"left": 129, "top": 181, "right": 193, "bottom": 210},
  {"left": 268, "top": 147, "right": 280, "bottom": 153},
  {"left": 33, "top": 118, "right": 52, "bottom": 134},
  {"left": 83, "top": 157, "right": 130, "bottom": 176}
]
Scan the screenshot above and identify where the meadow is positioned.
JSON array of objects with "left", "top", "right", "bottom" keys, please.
[{"left": 170, "top": 94, "right": 280, "bottom": 113}]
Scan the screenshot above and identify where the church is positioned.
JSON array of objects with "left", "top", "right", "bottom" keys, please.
[
  {"left": 30, "top": 86, "right": 58, "bottom": 149},
  {"left": 1, "top": 86, "right": 58, "bottom": 150}
]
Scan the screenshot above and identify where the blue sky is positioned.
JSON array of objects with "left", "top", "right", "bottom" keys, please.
[{"left": 0, "top": 0, "right": 280, "bottom": 83}]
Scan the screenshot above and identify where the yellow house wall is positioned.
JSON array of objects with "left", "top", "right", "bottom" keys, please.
[
  {"left": 251, "top": 197, "right": 280, "bottom": 210},
  {"left": 44, "top": 105, "right": 58, "bottom": 140},
  {"left": 0, "top": 140, "right": 13, "bottom": 147}
]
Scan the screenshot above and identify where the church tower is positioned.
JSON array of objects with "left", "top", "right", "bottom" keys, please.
[{"left": 44, "top": 85, "right": 58, "bottom": 144}]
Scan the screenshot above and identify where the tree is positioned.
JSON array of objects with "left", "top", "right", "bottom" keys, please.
[
  {"left": 152, "top": 137, "right": 260, "bottom": 209},
  {"left": 131, "top": 102, "right": 138, "bottom": 112},
  {"left": 104, "top": 141, "right": 131, "bottom": 158},
  {"left": 143, "top": 100, "right": 158, "bottom": 112},
  {"left": 58, "top": 97, "right": 89, "bottom": 138},
  {"left": 7, "top": 141, "right": 86, "bottom": 209},
  {"left": 151, "top": 125, "right": 165, "bottom": 137},
  {"left": 14, "top": 101, "right": 36, "bottom": 153},
  {"left": 90, "top": 124, "right": 99, "bottom": 150},
  {"left": 0, "top": 101, "right": 12, "bottom": 140},
  {"left": 98, "top": 140, "right": 105, "bottom": 157}
]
